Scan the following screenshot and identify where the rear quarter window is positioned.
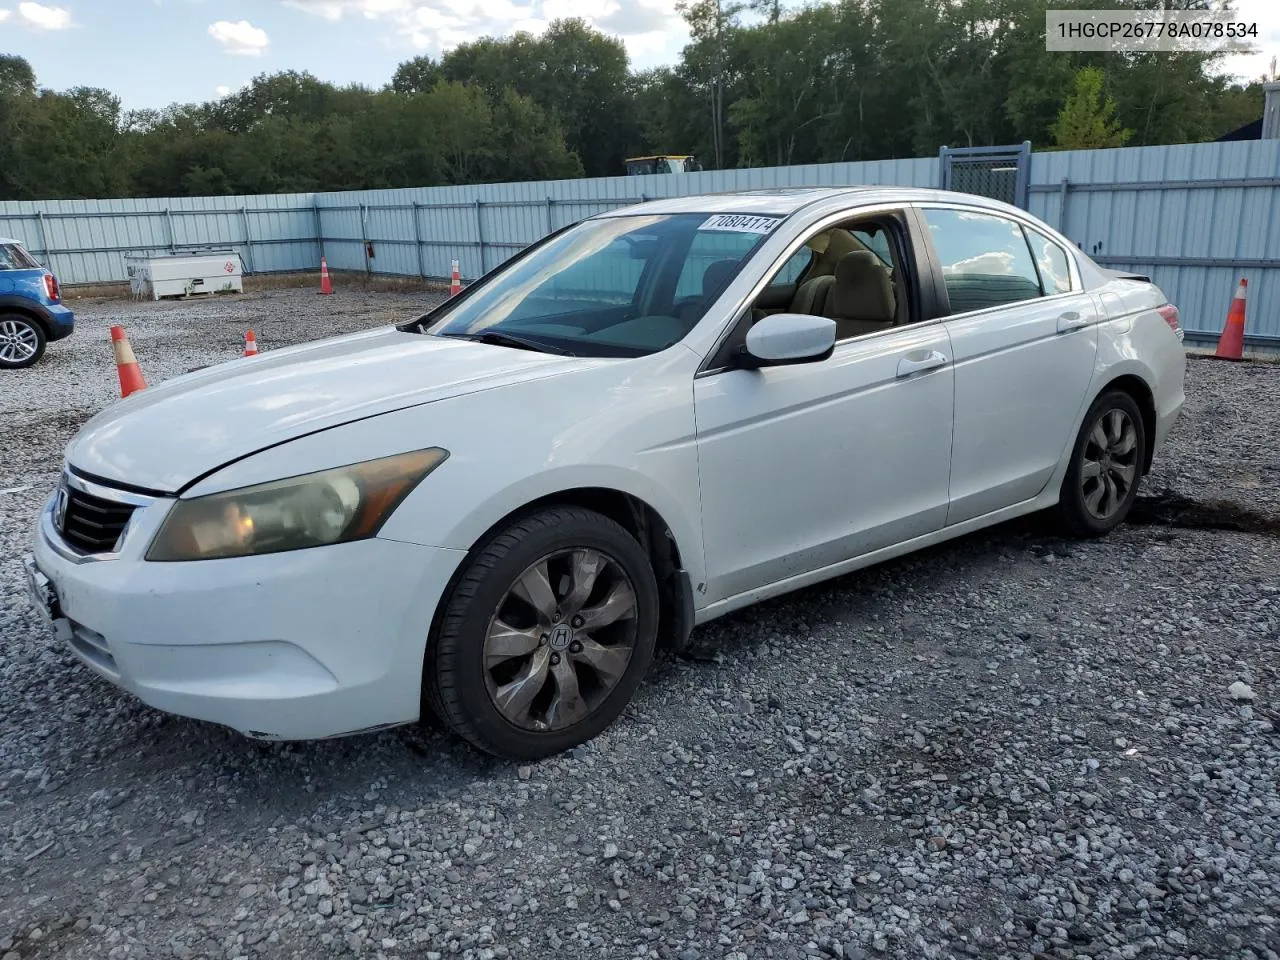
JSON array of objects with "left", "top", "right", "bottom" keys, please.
[
  {"left": 0, "top": 244, "right": 41, "bottom": 270},
  {"left": 1023, "top": 227, "right": 1073, "bottom": 295}
]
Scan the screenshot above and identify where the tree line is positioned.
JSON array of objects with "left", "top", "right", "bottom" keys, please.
[{"left": 0, "top": 0, "right": 1270, "bottom": 201}]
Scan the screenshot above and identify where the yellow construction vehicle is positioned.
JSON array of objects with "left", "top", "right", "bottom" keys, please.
[{"left": 625, "top": 155, "right": 703, "bottom": 175}]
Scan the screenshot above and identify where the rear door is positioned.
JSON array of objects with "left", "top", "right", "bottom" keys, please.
[{"left": 916, "top": 205, "right": 1100, "bottom": 525}]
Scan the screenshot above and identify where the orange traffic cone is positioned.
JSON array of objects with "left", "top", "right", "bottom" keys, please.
[
  {"left": 319, "top": 257, "right": 333, "bottom": 296},
  {"left": 449, "top": 259, "right": 462, "bottom": 297},
  {"left": 1214, "top": 278, "right": 1248, "bottom": 361},
  {"left": 111, "top": 326, "right": 147, "bottom": 398},
  {"left": 244, "top": 329, "right": 258, "bottom": 357}
]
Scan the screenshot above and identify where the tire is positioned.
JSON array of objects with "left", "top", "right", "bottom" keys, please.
[
  {"left": 1056, "top": 390, "right": 1147, "bottom": 538},
  {"left": 0, "top": 313, "right": 47, "bottom": 369},
  {"left": 426, "top": 506, "right": 660, "bottom": 760}
]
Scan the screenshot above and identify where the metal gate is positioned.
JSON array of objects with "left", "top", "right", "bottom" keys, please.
[{"left": 938, "top": 142, "right": 1032, "bottom": 208}]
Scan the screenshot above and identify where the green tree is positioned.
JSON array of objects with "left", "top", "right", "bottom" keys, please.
[
  {"left": 0, "top": 54, "right": 36, "bottom": 96},
  {"left": 438, "top": 20, "right": 636, "bottom": 177},
  {"left": 391, "top": 56, "right": 440, "bottom": 95},
  {"left": 486, "top": 89, "right": 583, "bottom": 181},
  {"left": 677, "top": 0, "right": 744, "bottom": 168},
  {"left": 1050, "top": 66, "right": 1133, "bottom": 149},
  {"left": 728, "top": 6, "right": 845, "bottom": 167}
]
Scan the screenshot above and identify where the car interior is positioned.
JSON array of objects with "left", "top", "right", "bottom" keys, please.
[{"left": 749, "top": 218, "right": 913, "bottom": 341}]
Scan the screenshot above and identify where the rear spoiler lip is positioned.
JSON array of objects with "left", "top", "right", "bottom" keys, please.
[{"left": 1104, "top": 268, "right": 1152, "bottom": 283}]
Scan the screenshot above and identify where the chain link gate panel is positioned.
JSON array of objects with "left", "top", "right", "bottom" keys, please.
[{"left": 938, "top": 142, "right": 1032, "bottom": 208}]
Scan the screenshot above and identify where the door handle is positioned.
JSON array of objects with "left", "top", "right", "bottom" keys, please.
[
  {"left": 1057, "top": 311, "right": 1091, "bottom": 334},
  {"left": 896, "top": 350, "right": 948, "bottom": 378}
]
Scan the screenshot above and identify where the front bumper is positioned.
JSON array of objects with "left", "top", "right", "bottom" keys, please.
[{"left": 29, "top": 493, "right": 465, "bottom": 740}]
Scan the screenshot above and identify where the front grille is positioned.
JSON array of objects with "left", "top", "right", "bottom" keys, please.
[{"left": 61, "top": 486, "right": 136, "bottom": 554}]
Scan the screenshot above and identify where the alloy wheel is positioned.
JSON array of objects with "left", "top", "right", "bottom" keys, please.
[
  {"left": 482, "top": 548, "right": 638, "bottom": 732},
  {"left": 0, "top": 319, "right": 40, "bottom": 364},
  {"left": 1080, "top": 408, "right": 1139, "bottom": 521}
]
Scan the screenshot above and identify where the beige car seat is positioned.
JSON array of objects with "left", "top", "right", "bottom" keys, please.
[
  {"left": 788, "top": 229, "right": 859, "bottom": 316},
  {"left": 826, "top": 251, "right": 896, "bottom": 340}
]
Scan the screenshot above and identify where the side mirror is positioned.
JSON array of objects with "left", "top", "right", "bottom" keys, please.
[{"left": 736, "top": 313, "right": 837, "bottom": 368}]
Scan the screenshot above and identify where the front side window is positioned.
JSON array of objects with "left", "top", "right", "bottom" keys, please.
[
  {"left": 770, "top": 248, "right": 813, "bottom": 288},
  {"left": 923, "top": 208, "right": 1043, "bottom": 314},
  {"left": 0, "top": 243, "right": 40, "bottom": 270},
  {"left": 425, "top": 213, "right": 781, "bottom": 357}
]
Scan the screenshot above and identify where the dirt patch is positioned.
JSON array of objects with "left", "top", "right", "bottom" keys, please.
[{"left": 1129, "top": 491, "right": 1280, "bottom": 537}]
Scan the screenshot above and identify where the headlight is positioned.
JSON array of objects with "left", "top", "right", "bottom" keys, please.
[{"left": 146, "top": 448, "right": 448, "bottom": 561}]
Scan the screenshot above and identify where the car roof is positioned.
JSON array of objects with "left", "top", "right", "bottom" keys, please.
[
  {"left": 599, "top": 188, "right": 855, "bottom": 217},
  {"left": 596, "top": 186, "right": 1028, "bottom": 219}
]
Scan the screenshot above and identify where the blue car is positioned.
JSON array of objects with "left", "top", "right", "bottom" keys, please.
[{"left": 0, "top": 237, "right": 74, "bottom": 369}]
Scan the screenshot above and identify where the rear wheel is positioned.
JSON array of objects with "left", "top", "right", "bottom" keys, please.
[
  {"left": 0, "top": 314, "right": 46, "bottom": 369},
  {"left": 426, "top": 506, "right": 660, "bottom": 760},
  {"left": 1056, "top": 390, "right": 1147, "bottom": 537}
]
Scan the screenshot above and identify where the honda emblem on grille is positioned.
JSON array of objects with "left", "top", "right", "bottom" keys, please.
[{"left": 52, "top": 477, "right": 68, "bottom": 531}]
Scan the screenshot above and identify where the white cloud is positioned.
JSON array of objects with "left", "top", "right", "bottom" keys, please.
[
  {"left": 208, "top": 19, "right": 270, "bottom": 56},
  {"left": 542, "top": 0, "right": 610, "bottom": 20},
  {"left": 1213, "top": 0, "right": 1280, "bottom": 82},
  {"left": 17, "top": 2, "right": 73, "bottom": 29},
  {"left": 282, "top": 0, "right": 345, "bottom": 20},
  {"left": 279, "top": 0, "right": 687, "bottom": 66},
  {"left": 0, "top": 10, "right": 10, "bottom": 21},
  {"left": 215, "top": 84, "right": 232, "bottom": 96}
]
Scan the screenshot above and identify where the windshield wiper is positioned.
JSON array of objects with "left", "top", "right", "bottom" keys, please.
[{"left": 439, "top": 331, "right": 575, "bottom": 356}]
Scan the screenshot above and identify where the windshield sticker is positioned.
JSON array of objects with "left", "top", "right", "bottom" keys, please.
[{"left": 698, "top": 214, "right": 781, "bottom": 235}]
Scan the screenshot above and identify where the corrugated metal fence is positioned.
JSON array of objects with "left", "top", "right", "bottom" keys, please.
[
  {"left": 1026, "top": 140, "right": 1279, "bottom": 346},
  {"left": 1, "top": 141, "right": 1276, "bottom": 343}
]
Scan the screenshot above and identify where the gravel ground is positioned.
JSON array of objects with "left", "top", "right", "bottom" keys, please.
[{"left": 1, "top": 293, "right": 1278, "bottom": 960}]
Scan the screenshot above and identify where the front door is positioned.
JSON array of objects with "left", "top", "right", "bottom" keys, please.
[{"left": 693, "top": 323, "right": 954, "bottom": 604}]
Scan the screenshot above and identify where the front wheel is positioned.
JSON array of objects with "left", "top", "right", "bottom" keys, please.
[
  {"left": 0, "top": 314, "right": 46, "bottom": 369},
  {"left": 426, "top": 506, "right": 660, "bottom": 760},
  {"left": 1056, "top": 390, "right": 1147, "bottom": 537}
]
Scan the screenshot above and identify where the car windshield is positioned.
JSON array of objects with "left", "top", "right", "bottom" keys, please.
[
  {"left": 0, "top": 243, "right": 41, "bottom": 270},
  {"left": 424, "top": 212, "right": 782, "bottom": 358}
]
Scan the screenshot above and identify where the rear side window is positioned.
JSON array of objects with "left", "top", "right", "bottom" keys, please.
[
  {"left": 853, "top": 228, "right": 892, "bottom": 265},
  {"left": 0, "top": 243, "right": 40, "bottom": 270},
  {"left": 1023, "top": 227, "right": 1073, "bottom": 295},
  {"left": 923, "top": 208, "right": 1043, "bottom": 314}
]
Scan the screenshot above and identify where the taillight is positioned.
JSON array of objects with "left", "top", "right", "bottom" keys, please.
[
  {"left": 1157, "top": 304, "right": 1182, "bottom": 341},
  {"left": 43, "top": 272, "right": 60, "bottom": 302}
]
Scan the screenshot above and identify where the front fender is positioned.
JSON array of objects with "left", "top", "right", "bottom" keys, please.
[{"left": 395, "top": 461, "right": 707, "bottom": 591}]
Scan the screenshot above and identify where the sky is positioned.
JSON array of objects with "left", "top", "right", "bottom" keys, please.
[{"left": 0, "top": 0, "right": 1276, "bottom": 112}]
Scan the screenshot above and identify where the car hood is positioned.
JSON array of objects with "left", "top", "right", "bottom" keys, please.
[{"left": 66, "top": 327, "right": 592, "bottom": 493}]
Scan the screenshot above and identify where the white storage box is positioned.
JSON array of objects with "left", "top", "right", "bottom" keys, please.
[{"left": 126, "top": 251, "right": 244, "bottom": 301}]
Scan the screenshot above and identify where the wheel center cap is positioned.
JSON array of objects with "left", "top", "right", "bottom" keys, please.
[{"left": 548, "top": 623, "right": 574, "bottom": 651}]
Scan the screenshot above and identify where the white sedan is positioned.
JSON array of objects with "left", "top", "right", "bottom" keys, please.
[{"left": 25, "top": 187, "right": 1186, "bottom": 759}]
